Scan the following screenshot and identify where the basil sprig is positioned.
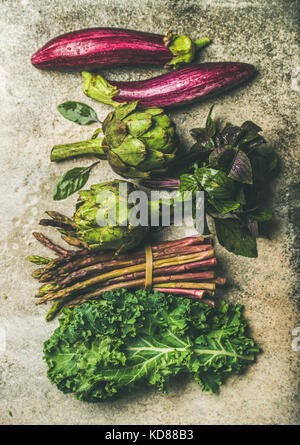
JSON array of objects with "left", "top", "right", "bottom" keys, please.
[
  {"left": 57, "top": 101, "right": 99, "bottom": 125},
  {"left": 177, "top": 107, "right": 279, "bottom": 257},
  {"left": 53, "top": 162, "right": 99, "bottom": 201}
]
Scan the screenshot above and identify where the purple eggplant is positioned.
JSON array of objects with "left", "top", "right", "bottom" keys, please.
[
  {"left": 83, "top": 62, "right": 256, "bottom": 109},
  {"left": 31, "top": 28, "right": 210, "bottom": 71}
]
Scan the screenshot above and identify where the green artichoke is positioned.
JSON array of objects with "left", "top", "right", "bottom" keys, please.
[
  {"left": 41, "top": 178, "right": 195, "bottom": 252},
  {"left": 51, "top": 101, "right": 178, "bottom": 179},
  {"left": 75, "top": 180, "right": 148, "bottom": 250},
  {"left": 56, "top": 180, "right": 148, "bottom": 251}
]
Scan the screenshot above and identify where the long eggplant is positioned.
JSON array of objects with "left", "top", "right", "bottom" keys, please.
[
  {"left": 82, "top": 62, "right": 256, "bottom": 109},
  {"left": 31, "top": 28, "right": 210, "bottom": 71}
]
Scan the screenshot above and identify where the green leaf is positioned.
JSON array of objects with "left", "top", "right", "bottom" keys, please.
[
  {"left": 214, "top": 218, "right": 258, "bottom": 257},
  {"left": 111, "top": 136, "right": 147, "bottom": 166},
  {"left": 250, "top": 150, "right": 279, "bottom": 183},
  {"left": 205, "top": 105, "right": 216, "bottom": 138},
  {"left": 53, "top": 162, "right": 99, "bottom": 201},
  {"left": 195, "top": 168, "right": 236, "bottom": 199},
  {"left": 247, "top": 218, "right": 259, "bottom": 238},
  {"left": 43, "top": 289, "right": 259, "bottom": 402},
  {"left": 57, "top": 101, "right": 99, "bottom": 125},
  {"left": 179, "top": 173, "right": 199, "bottom": 193},
  {"left": 247, "top": 208, "right": 273, "bottom": 222},
  {"left": 114, "top": 101, "right": 139, "bottom": 121},
  {"left": 264, "top": 150, "right": 279, "bottom": 178},
  {"left": 235, "top": 187, "right": 246, "bottom": 206},
  {"left": 209, "top": 198, "right": 241, "bottom": 214},
  {"left": 91, "top": 128, "right": 103, "bottom": 140}
]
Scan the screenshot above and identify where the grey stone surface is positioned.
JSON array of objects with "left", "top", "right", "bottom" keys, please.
[{"left": 0, "top": 0, "right": 299, "bottom": 425}]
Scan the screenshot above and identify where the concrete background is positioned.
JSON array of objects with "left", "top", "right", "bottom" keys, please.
[{"left": 0, "top": 0, "right": 299, "bottom": 425}]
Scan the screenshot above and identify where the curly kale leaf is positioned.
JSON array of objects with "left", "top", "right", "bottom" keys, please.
[{"left": 43, "top": 289, "right": 259, "bottom": 402}]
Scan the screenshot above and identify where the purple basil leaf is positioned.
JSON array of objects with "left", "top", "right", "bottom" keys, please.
[
  {"left": 209, "top": 146, "right": 227, "bottom": 164},
  {"left": 209, "top": 146, "right": 235, "bottom": 171},
  {"left": 221, "top": 124, "right": 243, "bottom": 146},
  {"left": 214, "top": 133, "right": 223, "bottom": 147},
  {"left": 228, "top": 150, "right": 253, "bottom": 184},
  {"left": 241, "top": 121, "right": 262, "bottom": 133},
  {"left": 190, "top": 127, "right": 207, "bottom": 141},
  {"left": 240, "top": 135, "right": 266, "bottom": 153}
]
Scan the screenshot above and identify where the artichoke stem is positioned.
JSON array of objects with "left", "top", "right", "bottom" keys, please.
[{"left": 51, "top": 137, "right": 106, "bottom": 162}]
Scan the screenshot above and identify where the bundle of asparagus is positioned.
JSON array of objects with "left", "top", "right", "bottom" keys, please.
[{"left": 28, "top": 231, "right": 225, "bottom": 321}]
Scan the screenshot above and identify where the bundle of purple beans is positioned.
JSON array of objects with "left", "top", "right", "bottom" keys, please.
[{"left": 29, "top": 232, "right": 225, "bottom": 321}]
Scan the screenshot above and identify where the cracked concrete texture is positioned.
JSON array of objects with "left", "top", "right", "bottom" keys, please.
[{"left": 0, "top": 0, "right": 299, "bottom": 425}]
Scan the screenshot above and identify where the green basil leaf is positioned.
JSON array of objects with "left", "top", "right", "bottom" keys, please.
[
  {"left": 195, "top": 167, "right": 235, "bottom": 199},
  {"left": 235, "top": 187, "right": 246, "bottom": 206},
  {"left": 247, "top": 208, "right": 273, "bottom": 222},
  {"left": 250, "top": 150, "right": 279, "bottom": 182},
  {"left": 53, "top": 162, "right": 99, "bottom": 201},
  {"left": 179, "top": 174, "right": 199, "bottom": 193},
  {"left": 264, "top": 150, "right": 279, "bottom": 178},
  {"left": 57, "top": 101, "right": 99, "bottom": 125},
  {"left": 209, "top": 198, "right": 241, "bottom": 214},
  {"left": 214, "top": 218, "right": 258, "bottom": 257}
]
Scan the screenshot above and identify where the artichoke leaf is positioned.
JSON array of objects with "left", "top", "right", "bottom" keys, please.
[
  {"left": 105, "top": 119, "right": 127, "bottom": 148},
  {"left": 144, "top": 108, "right": 164, "bottom": 116},
  {"left": 137, "top": 149, "right": 166, "bottom": 172},
  {"left": 114, "top": 101, "right": 139, "bottom": 121},
  {"left": 112, "top": 136, "right": 147, "bottom": 167},
  {"left": 141, "top": 125, "right": 168, "bottom": 151},
  {"left": 123, "top": 113, "right": 152, "bottom": 137},
  {"left": 106, "top": 151, "right": 128, "bottom": 174},
  {"left": 102, "top": 111, "right": 114, "bottom": 132},
  {"left": 107, "top": 151, "right": 149, "bottom": 178},
  {"left": 158, "top": 128, "right": 177, "bottom": 154},
  {"left": 152, "top": 114, "right": 173, "bottom": 129}
]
